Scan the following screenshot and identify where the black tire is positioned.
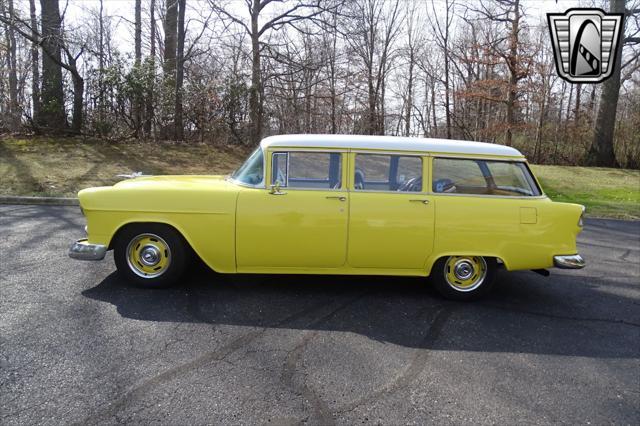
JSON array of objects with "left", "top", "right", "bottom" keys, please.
[
  {"left": 113, "top": 223, "right": 189, "bottom": 288},
  {"left": 430, "top": 256, "right": 497, "bottom": 301}
]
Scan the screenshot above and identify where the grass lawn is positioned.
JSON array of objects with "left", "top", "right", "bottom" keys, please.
[
  {"left": 1, "top": 137, "right": 638, "bottom": 219},
  {"left": 531, "top": 165, "right": 640, "bottom": 220}
]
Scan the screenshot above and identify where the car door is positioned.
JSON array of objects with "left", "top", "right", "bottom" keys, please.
[
  {"left": 236, "top": 150, "right": 348, "bottom": 269},
  {"left": 347, "top": 152, "right": 434, "bottom": 270}
]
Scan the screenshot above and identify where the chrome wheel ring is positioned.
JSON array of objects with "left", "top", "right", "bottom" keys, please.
[
  {"left": 125, "top": 233, "right": 172, "bottom": 279},
  {"left": 444, "top": 256, "right": 487, "bottom": 292}
]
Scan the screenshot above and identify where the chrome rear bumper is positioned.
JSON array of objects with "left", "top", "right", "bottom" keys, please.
[
  {"left": 553, "top": 254, "right": 585, "bottom": 269},
  {"left": 69, "top": 239, "right": 107, "bottom": 261}
]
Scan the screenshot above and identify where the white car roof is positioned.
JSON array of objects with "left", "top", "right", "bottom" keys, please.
[{"left": 260, "top": 134, "right": 524, "bottom": 158}]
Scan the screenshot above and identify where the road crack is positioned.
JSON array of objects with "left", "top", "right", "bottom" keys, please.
[
  {"left": 75, "top": 297, "right": 336, "bottom": 425},
  {"left": 334, "top": 304, "right": 456, "bottom": 415},
  {"left": 482, "top": 304, "right": 640, "bottom": 328}
]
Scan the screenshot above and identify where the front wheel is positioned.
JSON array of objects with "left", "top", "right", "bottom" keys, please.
[
  {"left": 431, "top": 256, "right": 497, "bottom": 301},
  {"left": 114, "top": 224, "right": 188, "bottom": 288}
]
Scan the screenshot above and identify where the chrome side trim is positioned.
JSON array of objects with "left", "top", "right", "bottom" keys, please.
[
  {"left": 69, "top": 239, "right": 107, "bottom": 261},
  {"left": 553, "top": 254, "right": 586, "bottom": 269}
]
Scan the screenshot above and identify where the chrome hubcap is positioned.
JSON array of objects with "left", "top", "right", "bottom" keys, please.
[
  {"left": 444, "top": 256, "right": 488, "bottom": 292},
  {"left": 454, "top": 260, "right": 474, "bottom": 280},
  {"left": 139, "top": 245, "right": 161, "bottom": 266},
  {"left": 125, "top": 233, "right": 172, "bottom": 279}
]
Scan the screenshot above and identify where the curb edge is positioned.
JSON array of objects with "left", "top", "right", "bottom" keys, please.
[{"left": 0, "top": 196, "right": 79, "bottom": 206}]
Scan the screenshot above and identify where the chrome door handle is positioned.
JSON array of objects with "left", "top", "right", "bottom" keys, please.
[
  {"left": 326, "top": 196, "right": 346, "bottom": 201},
  {"left": 409, "top": 199, "right": 430, "bottom": 204}
]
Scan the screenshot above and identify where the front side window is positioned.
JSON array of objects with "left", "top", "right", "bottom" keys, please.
[
  {"left": 231, "top": 148, "right": 264, "bottom": 186},
  {"left": 271, "top": 151, "right": 342, "bottom": 189},
  {"left": 354, "top": 154, "right": 422, "bottom": 192},
  {"left": 432, "top": 158, "right": 541, "bottom": 196}
]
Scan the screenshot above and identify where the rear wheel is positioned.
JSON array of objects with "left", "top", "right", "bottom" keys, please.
[
  {"left": 114, "top": 224, "right": 188, "bottom": 288},
  {"left": 431, "top": 256, "right": 496, "bottom": 301}
]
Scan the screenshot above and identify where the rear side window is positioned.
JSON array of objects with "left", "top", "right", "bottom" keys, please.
[
  {"left": 354, "top": 154, "right": 422, "bottom": 192},
  {"left": 272, "top": 152, "right": 342, "bottom": 189},
  {"left": 432, "top": 158, "right": 541, "bottom": 196}
]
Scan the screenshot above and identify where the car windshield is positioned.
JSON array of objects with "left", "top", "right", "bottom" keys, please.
[{"left": 231, "top": 148, "right": 264, "bottom": 186}]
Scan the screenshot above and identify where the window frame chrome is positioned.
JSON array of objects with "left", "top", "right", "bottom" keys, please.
[
  {"left": 227, "top": 147, "right": 266, "bottom": 189},
  {"left": 351, "top": 150, "right": 427, "bottom": 194},
  {"left": 269, "top": 150, "right": 346, "bottom": 192},
  {"left": 430, "top": 156, "right": 545, "bottom": 198}
]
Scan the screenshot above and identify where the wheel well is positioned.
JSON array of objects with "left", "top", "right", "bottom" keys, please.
[
  {"left": 429, "top": 255, "right": 503, "bottom": 275},
  {"left": 108, "top": 222, "right": 187, "bottom": 250}
]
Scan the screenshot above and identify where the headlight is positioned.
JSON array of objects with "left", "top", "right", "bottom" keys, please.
[{"left": 578, "top": 206, "right": 585, "bottom": 227}]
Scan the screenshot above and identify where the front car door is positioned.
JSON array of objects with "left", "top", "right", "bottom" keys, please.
[
  {"left": 236, "top": 149, "right": 348, "bottom": 270},
  {"left": 347, "top": 152, "right": 435, "bottom": 270}
]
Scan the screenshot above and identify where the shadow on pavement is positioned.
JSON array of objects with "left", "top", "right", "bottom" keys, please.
[{"left": 82, "top": 261, "right": 640, "bottom": 359}]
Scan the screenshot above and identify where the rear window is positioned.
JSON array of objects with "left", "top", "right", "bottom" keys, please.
[{"left": 432, "top": 158, "right": 541, "bottom": 196}]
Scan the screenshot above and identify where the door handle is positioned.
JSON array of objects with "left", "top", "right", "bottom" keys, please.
[
  {"left": 326, "top": 196, "right": 346, "bottom": 201},
  {"left": 409, "top": 199, "right": 430, "bottom": 204}
]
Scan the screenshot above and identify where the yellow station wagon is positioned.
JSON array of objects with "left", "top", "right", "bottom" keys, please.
[{"left": 69, "top": 134, "right": 585, "bottom": 300}]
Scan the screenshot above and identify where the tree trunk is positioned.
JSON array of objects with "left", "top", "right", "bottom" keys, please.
[
  {"left": 443, "top": 0, "right": 451, "bottom": 139},
  {"left": 144, "top": 0, "right": 156, "bottom": 137},
  {"left": 174, "top": 0, "right": 186, "bottom": 140},
  {"left": 329, "top": 53, "right": 337, "bottom": 134},
  {"left": 404, "top": 50, "right": 414, "bottom": 137},
  {"left": 98, "top": 0, "right": 105, "bottom": 126},
  {"left": 29, "top": 0, "right": 40, "bottom": 124},
  {"left": 533, "top": 82, "right": 547, "bottom": 163},
  {"left": 505, "top": 0, "right": 520, "bottom": 147},
  {"left": 3, "top": 0, "right": 20, "bottom": 131},
  {"left": 135, "top": 0, "right": 142, "bottom": 64},
  {"left": 430, "top": 75, "right": 437, "bottom": 136},
  {"left": 134, "top": 0, "right": 142, "bottom": 137},
  {"left": 249, "top": 0, "right": 262, "bottom": 145},
  {"left": 162, "top": 0, "right": 178, "bottom": 139},
  {"left": 39, "top": 0, "right": 66, "bottom": 132},
  {"left": 587, "top": 0, "right": 624, "bottom": 167},
  {"left": 367, "top": 67, "right": 376, "bottom": 135},
  {"left": 70, "top": 65, "right": 84, "bottom": 133},
  {"left": 379, "top": 69, "right": 386, "bottom": 135}
]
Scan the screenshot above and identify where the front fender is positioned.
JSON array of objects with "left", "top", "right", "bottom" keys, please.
[{"left": 78, "top": 177, "right": 241, "bottom": 273}]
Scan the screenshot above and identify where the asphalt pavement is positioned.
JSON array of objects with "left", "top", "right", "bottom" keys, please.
[{"left": 1, "top": 204, "right": 638, "bottom": 425}]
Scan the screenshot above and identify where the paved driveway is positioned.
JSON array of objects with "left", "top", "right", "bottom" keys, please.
[{"left": 1, "top": 205, "right": 638, "bottom": 425}]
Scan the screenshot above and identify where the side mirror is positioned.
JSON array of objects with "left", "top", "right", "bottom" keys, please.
[{"left": 269, "top": 181, "right": 286, "bottom": 195}]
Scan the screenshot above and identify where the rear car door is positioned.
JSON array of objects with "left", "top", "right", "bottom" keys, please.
[{"left": 347, "top": 152, "right": 434, "bottom": 270}]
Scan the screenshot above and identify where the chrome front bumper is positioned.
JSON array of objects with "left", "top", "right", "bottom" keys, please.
[
  {"left": 69, "top": 239, "right": 107, "bottom": 261},
  {"left": 553, "top": 254, "right": 586, "bottom": 269}
]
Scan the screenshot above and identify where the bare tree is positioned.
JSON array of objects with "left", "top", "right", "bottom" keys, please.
[
  {"left": 210, "top": 0, "right": 332, "bottom": 144},
  {"left": 347, "top": 0, "right": 402, "bottom": 135},
  {"left": 134, "top": 0, "right": 142, "bottom": 136},
  {"left": 402, "top": 2, "right": 423, "bottom": 137},
  {"left": 588, "top": 0, "right": 639, "bottom": 166},
  {"left": 161, "top": 0, "right": 178, "bottom": 139},
  {"left": 39, "top": 0, "right": 66, "bottom": 132},
  {"left": 29, "top": 0, "right": 40, "bottom": 124},
  {"left": 427, "top": 0, "right": 454, "bottom": 138},
  {"left": 1, "top": 0, "right": 20, "bottom": 130},
  {"left": 144, "top": 0, "right": 157, "bottom": 137},
  {"left": 174, "top": 0, "right": 186, "bottom": 140}
]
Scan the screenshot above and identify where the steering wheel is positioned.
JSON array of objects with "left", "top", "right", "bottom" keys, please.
[
  {"left": 398, "top": 177, "right": 421, "bottom": 192},
  {"left": 354, "top": 168, "right": 365, "bottom": 190},
  {"left": 276, "top": 168, "right": 286, "bottom": 186}
]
